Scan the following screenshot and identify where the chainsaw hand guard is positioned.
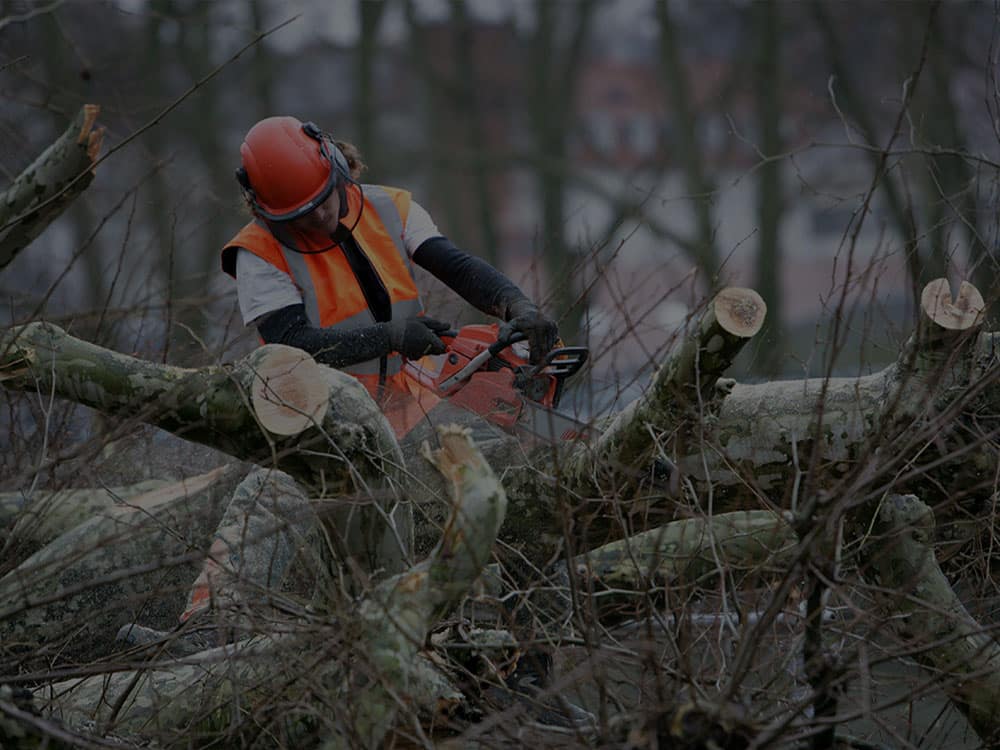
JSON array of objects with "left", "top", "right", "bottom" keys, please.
[{"left": 515, "top": 346, "right": 588, "bottom": 408}]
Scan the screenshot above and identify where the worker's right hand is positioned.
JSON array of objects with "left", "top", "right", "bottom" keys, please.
[
  {"left": 501, "top": 299, "right": 559, "bottom": 366},
  {"left": 385, "top": 317, "right": 450, "bottom": 359}
]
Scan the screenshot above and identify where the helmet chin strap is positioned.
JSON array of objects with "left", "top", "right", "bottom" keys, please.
[
  {"left": 338, "top": 178, "right": 365, "bottom": 236},
  {"left": 337, "top": 180, "right": 348, "bottom": 220}
]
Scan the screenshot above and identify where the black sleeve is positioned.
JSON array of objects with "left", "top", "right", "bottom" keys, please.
[
  {"left": 256, "top": 303, "right": 391, "bottom": 368},
  {"left": 411, "top": 236, "right": 529, "bottom": 320}
]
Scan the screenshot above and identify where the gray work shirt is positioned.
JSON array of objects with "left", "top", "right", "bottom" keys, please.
[{"left": 235, "top": 200, "right": 441, "bottom": 326}]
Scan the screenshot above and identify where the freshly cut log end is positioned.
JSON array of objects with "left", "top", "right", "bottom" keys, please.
[
  {"left": 78, "top": 104, "right": 103, "bottom": 166},
  {"left": 77, "top": 104, "right": 100, "bottom": 144},
  {"left": 423, "top": 425, "right": 479, "bottom": 475},
  {"left": 249, "top": 345, "right": 328, "bottom": 436},
  {"left": 713, "top": 287, "right": 766, "bottom": 337},
  {"left": 85, "top": 129, "right": 104, "bottom": 164},
  {"left": 921, "top": 278, "right": 985, "bottom": 331}
]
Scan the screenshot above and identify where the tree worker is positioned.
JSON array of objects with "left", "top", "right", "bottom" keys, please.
[
  {"left": 116, "top": 115, "right": 559, "bottom": 654},
  {"left": 221, "top": 115, "right": 559, "bottom": 438}
]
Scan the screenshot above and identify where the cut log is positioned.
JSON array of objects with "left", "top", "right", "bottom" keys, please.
[
  {"left": 884, "top": 277, "right": 987, "bottom": 408},
  {"left": 920, "top": 278, "right": 985, "bottom": 332},
  {"left": 0, "top": 322, "right": 401, "bottom": 495},
  {"left": 248, "top": 345, "right": 329, "bottom": 436}
]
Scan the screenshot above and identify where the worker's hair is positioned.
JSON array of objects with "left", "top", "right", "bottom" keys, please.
[{"left": 334, "top": 140, "right": 366, "bottom": 181}]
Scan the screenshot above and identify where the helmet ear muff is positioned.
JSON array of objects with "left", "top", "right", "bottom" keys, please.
[
  {"left": 301, "top": 121, "right": 351, "bottom": 188},
  {"left": 235, "top": 166, "right": 259, "bottom": 210},
  {"left": 300, "top": 121, "right": 351, "bottom": 220}
]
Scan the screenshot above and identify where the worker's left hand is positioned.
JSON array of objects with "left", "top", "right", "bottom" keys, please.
[{"left": 501, "top": 299, "right": 559, "bottom": 366}]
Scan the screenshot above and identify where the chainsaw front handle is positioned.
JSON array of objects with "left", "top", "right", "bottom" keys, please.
[{"left": 489, "top": 330, "right": 527, "bottom": 355}]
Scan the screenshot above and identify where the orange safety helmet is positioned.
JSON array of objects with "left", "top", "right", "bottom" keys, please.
[{"left": 235, "top": 116, "right": 350, "bottom": 222}]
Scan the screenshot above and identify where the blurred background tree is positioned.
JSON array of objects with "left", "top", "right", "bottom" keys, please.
[{"left": 0, "top": 0, "right": 996, "bottom": 390}]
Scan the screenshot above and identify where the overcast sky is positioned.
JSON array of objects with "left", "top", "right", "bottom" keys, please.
[{"left": 257, "top": 0, "right": 658, "bottom": 52}]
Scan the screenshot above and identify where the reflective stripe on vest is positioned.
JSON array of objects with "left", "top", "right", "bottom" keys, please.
[{"left": 257, "top": 185, "right": 424, "bottom": 377}]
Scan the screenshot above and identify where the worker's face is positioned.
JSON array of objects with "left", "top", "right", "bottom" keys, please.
[{"left": 291, "top": 189, "right": 340, "bottom": 234}]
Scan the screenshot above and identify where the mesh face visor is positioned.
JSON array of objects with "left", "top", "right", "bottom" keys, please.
[{"left": 255, "top": 170, "right": 338, "bottom": 222}]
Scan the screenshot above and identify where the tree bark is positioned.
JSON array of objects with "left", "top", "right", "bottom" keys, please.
[{"left": 0, "top": 477, "right": 174, "bottom": 550}]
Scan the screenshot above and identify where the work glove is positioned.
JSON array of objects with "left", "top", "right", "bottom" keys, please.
[
  {"left": 385, "top": 316, "right": 450, "bottom": 359},
  {"left": 500, "top": 298, "right": 559, "bottom": 366}
]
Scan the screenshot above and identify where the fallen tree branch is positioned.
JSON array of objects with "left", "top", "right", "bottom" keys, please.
[
  {"left": 35, "top": 634, "right": 464, "bottom": 745},
  {"left": 863, "top": 493, "right": 1000, "bottom": 746},
  {"left": 0, "top": 465, "right": 245, "bottom": 666},
  {"left": 526, "top": 510, "right": 798, "bottom": 629},
  {"left": 329, "top": 425, "right": 508, "bottom": 748},
  {"left": 36, "top": 426, "right": 505, "bottom": 747},
  {"left": 0, "top": 477, "right": 174, "bottom": 550},
  {"left": 571, "top": 287, "right": 766, "bottom": 482},
  {"left": 0, "top": 105, "right": 103, "bottom": 271},
  {"left": 563, "top": 509, "right": 796, "bottom": 596}
]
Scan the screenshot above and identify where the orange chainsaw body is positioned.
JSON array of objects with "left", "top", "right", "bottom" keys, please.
[{"left": 402, "top": 323, "right": 586, "bottom": 434}]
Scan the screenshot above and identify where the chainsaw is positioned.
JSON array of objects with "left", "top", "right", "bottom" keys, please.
[{"left": 402, "top": 323, "right": 591, "bottom": 443}]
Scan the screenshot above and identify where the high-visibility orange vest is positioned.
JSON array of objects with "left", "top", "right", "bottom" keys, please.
[{"left": 222, "top": 183, "right": 440, "bottom": 436}]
